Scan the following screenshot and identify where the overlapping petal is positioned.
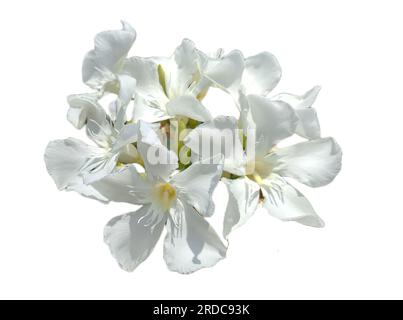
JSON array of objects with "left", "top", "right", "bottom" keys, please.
[
  {"left": 137, "top": 121, "right": 178, "bottom": 181},
  {"left": 240, "top": 94, "right": 298, "bottom": 156},
  {"left": 184, "top": 116, "right": 246, "bottom": 175},
  {"left": 67, "top": 92, "right": 105, "bottom": 129},
  {"left": 117, "top": 74, "right": 136, "bottom": 106},
  {"left": 171, "top": 157, "right": 223, "bottom": 216},
  {"left": 92, "top": 166, "right": 152, "bottom": 204},
  {"left": 273, "top": 86, "right": 321, "bottom": 139},
  {"left": 112, "top": 123, "right": 139, "bottom": 152},
  {"left": 66, "top": 176, "right": 109, "bottom": 202}
]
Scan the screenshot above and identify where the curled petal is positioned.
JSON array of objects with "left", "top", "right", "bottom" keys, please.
[
  {"left": 82, "top": 21, "right": 136, "bottom": 89},
  {"left": 273, "top": 86, "right": 321, "bottom": 139},
  {"left": 67, "top": 92, "right": 105, "bottom": 129}
]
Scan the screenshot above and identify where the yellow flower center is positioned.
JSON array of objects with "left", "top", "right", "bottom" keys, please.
[
  {"left": 246, "top": 158, "right": 273, "bottom": 185},
  {"left": 152, "top": 183, "right": 177, "bottom": 211}
]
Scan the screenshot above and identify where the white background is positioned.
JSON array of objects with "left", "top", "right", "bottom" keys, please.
[{"left": 0, "top": 0, "right": 402, "bottom": 299}]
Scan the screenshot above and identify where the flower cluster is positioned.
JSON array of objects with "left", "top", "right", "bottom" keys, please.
[{"left": 44, "top": 22, "right": 342, "bottom": 274}]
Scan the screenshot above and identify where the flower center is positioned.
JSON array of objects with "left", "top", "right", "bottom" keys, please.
[
  {"left": 152, "top": 182, "right": 177, "bottom": 211},
  {"left": 246, "top": 158, "right": 273, "bottom": 185}
]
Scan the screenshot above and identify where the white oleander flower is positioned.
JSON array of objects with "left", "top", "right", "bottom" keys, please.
[
  {"left": 44, "top": 21, "right": 342, "bottom": 273},
  {"left": 185, "top": 94, "right": 342, "bottom": 238},
  {"left": 82, "top": 21, "right": 137, "bottom": 98},
  {"left": 121, "top": 39, "right": 244, "bottom": 123},
  {"left": 91, "top": 121, "right": 226, "bottom": 273},
  {"left": 44, "top": 104, "right": 139, "bottom": 200},
  {"left": 223, "top": 51, "right": 321, "bottom": 141}
]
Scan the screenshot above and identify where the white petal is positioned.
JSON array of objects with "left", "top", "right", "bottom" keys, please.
[
  {"left": 241, "top": 94, "right": 298, "bottom": 156},
  {"left": 163, "top": 202, "right": 227, "bottom": 274},
  {"left": 117, "top": 143, "right": 140, "bottom": 164},
  {"left": 44, "top": 138, "right": 99, "bottom": 189},
  {"left": 113, "top": 75, "right": 137, "bottom": 130},
  {"left": 44, "top": 141, "right": 109, "bottom": 202},
  {"left": 82, "top": 153, "right": 119, "bottom": 184},
  {"left": 82, "top": 21, "right": 136, "bottom": 88},
  {"left": 269, "top": 137, "right": 342, "bottom": 187},
  {"left": 261, "top": 179, "right": 324, "bottom": 228},
  {"left": 112, "top": 123, "right": 138, "bottom": 152},
  {"left": 273, "top": 86, "right": 321, "bottom": 139},
  {"left": 43, "top": 140, "right": 109, "bottom": 201},
  {"left": 166, "top": 39, "right": 198, "bottom": 96},
  {"left": 184, "top": 116, "right": 246, "bottom": 175},
  {"left": 108, "top": 99, "right": 120, "bottom": 122},
  {"left": 132, "top": 95, "right": 170, "bottom": 123},
  {"left": 67, "top": 92, "right": 106, "bottom": 129},
  {"left": 166, "top": 95, "right": 212, "bottom": 122},
  {"left": 170, "top": 158, "right": 223, "bottom": 216},
  {"left": 137, "top": 121, "right": 178, "bottom": 181},
  {"left": 294, "top": 108, "right": 321, "bottom": 140},
  {"left": 202, "top": 50, "right": 244, "bottom": 91},
  {"left": 85, "top": 118, "right": 115, "bottom": 149},
  {"left": 91, "top": 165, "right": 152, "bottom": 204},
  {"left": 222, "top": 177, "right": 260, "bottom": 238},
  {"left": 122, "top": 56, "right": 168, "bottom": 103},
  {"left": 104, "top": 204, "right": 165, "bottom": 272},
  {"left": 274, "top": 86, "right": 321, "bottom": 109},
  {"left": 242, "top": 52, "right": 282, "bottom": 95},
  {"left": 66, "top": 177, "right": 109, "bottom": 202}
]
